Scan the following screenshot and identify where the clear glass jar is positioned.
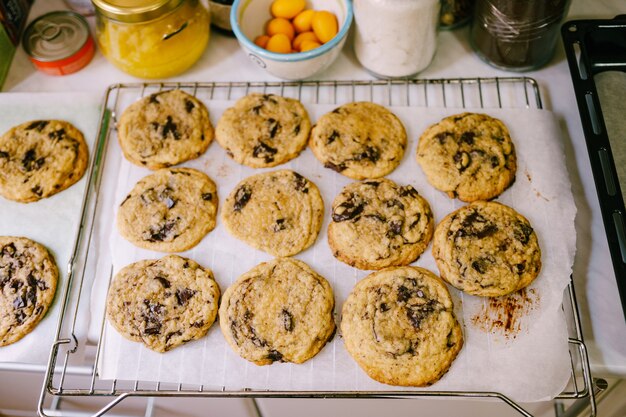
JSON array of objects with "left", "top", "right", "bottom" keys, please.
[
  {"left": 353, "top": 0, "right": 440, "bottom": 78},
  {"left": 93, "top": 0, "right": 210, "bottom": 78},
  {"left": 440, "top": 0, "right": 475, "bottom": 29},
  {"left": 470, "top": 0, "right": 571, "bottom": 71}
]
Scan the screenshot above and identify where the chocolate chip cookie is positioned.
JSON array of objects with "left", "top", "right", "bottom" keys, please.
[
  {"left": 106, "top": 255, "right": 220, "bottom": 353},
  {"left": 0, "top": 120, "right": 89, "bottom": 203},
  {"left": 116, "top": 168, "right": 218, "bottom": 253},
  {"left": 117, "top": 90, "right": 213, "bottom": 170},
  {"left": 432, "top": 201, "right": 541, "bottom": 297},
  {"left": 221, "top": 170, "right": 324, "bottom": 257},
  {"left": 328, "top": 179, "right": 434, "bottom": 270},
  {"left": 341, "top": 266, "right": 463, "bottom": 387},
  {"left": 309, "top": 102, "right": 407, "bottom": 180},
  {"left": 0, "top": 236, "right": 58, "bottom": 347},
  {"left": 215, "top": 93, "right": 311, "bottom": 168},
  {"left": 219, "top": 258, "right": 335, "bottom": 365},
  {"left": 416, "top": 112, "right": 516, "bottom": 202}
]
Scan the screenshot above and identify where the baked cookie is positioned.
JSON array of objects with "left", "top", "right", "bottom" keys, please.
[
  {"left": 215, "top": 93, "right": 311, "bottom": 168},
  {"left": 117, "top": 90, "right": 213, "bottom": 170},
  {"left": 0, "top": 236, "right": 58, "bottom": 346},
  {"left": 432, "top": 201, "right": 541, "bottom": 297},
  {"left": 341, "top": 266, "right": 463, "bottom": 387},
  {"left": 328, "top": 179, "right": 434, "bottom": 270},
  {"left": 0, "top": 120, "right": 88, "bottom": 203},
  {"left": 221, "top": 170, "right": 324, "bottom": 257},
  {"left": 106, "top": 255, "right": 220, "bottom": 353},
  {"left": 116, "top": 168, "right": 218, "bottom": 253},
  {"left": 309, "top": 102, "right": 407, "bottom": 180},
  {"left": 416, "top": 112, "right": 516, "bottom": 202},
  {"left": 219, "top": 258, "right": 335, "bottom": 365}
]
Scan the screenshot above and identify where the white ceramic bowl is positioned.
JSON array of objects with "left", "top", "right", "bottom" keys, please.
[{"left": 230, "top": 0, "right": 353, "bottom": 80}]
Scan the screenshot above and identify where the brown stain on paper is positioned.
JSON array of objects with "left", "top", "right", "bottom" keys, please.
[
  {"left": 525, "top": 168, "right": 549, "bottom": 201},
  {"left": 470, "top": 288, "right": 539, "bottom": 339}
]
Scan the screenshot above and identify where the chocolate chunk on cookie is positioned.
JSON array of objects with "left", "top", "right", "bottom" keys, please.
[
  {"left": 117, "top": 90, "right": 213, "bottom": 169},
  {"left": 215, "top": 94, "right": 311, "bottom": 168},
  {"left": 432, "top": 201, "right": 541, "bottom": 297},
  {"left": 0, "top": 120, "right": 88, "bottom": 203},
  {"left": 116, "top": 168, "right": 218, "bottom": 252},
  {"left": 341, "top": 266, "right": 463, "bottom": 387},
  {"left": 328, "top": 179, "right": 434, "bottom": 270},
  {"left": 416, "top": 113, "right": 517, "bottom": 202},
  {"left": 219, "top": 258, "right": 335, "bottom": 365},
  {"left": 309, "top": 102, "right": 407, "bottom": 180},
  {"left": 221, "top": 170, "right": 324, "bottom": 257},
  {"left": 106, "top": 255, "right": 220, "bottom": 352},
  {"left": 0, "top": 236, "right": 58, "bottom": 346}
]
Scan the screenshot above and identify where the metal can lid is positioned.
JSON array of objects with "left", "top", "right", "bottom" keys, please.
[
  {"left": 22, "top": 11, "right": 90, "bottom": 62},
  {"left": 91, "top": 0, "right": 184, "bottom": 24}
]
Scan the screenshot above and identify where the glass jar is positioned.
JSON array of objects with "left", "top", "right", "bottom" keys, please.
[
  {"left": 440, "top": 0, "right": 475, "bottom": 29},
  {"left": 353, "top": 0, "right": 440, "bottom": 78},
  {"left": 470, "top": 0, "right": 571, "bottom": 71},
  {"left": 93, "top": 0, "right": 210, "bottom": 78}
]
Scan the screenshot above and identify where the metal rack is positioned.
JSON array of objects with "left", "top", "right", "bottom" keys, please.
[{"left": 36, "top": 78, "right": 595, "bottom": 417}]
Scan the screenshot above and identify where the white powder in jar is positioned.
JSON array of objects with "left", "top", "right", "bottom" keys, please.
[{"left": 353, "top": 0, "right": 440, "bottom": 78}]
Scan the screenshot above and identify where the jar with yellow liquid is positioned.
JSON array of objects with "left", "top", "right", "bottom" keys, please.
[{"left": 93, "top": 0, "right": 209, "bottom": 78}]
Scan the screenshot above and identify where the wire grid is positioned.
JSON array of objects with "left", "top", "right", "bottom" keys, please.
[{"left": 38, "top": 78, "right": 594, "bottom": 417}]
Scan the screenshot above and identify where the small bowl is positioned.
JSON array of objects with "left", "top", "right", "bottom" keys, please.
[{"left": 231, "top": 0, "right": 353, "bottom": 80}]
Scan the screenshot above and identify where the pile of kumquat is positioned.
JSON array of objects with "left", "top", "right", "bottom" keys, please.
[{"left": 253, "top": 0, "right": 339, "bottom": 53}]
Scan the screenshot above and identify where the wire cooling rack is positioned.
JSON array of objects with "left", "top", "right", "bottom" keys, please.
[{"left": 36, "top": 78, "right": 596, "bottom": 417}]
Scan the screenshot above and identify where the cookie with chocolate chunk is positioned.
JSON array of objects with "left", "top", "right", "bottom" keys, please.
[
  {"left": 328, "top": 179, "right": 434, "bottom": 270},
  {"left": 117, "top": 89, "right": 213, "bottom": 170},
  {"left": 106, "top": 255, "right": 220, "bottom": 353},
  {"left": 341, "top": 266, "right": 463, "bottom": 387},
  {"left": 416, "top": 112, "right": 516, "bottom": 202},
  {"left": 116, "top": 168, "right": 218, "bottom": 253},
  {"left": 215, "top": 93, "right": 311, "bottom": 168},
  {"left": 0, "top": 236, "right": 58, "bottom": 346},
  {"left": 432, "top": 201, "right": 541, "bottom": 297},
  {"left": 219, "top": 258, "right": 335, "bottom": 365},
  {"left": 0, "top": 120, "right": 88, "bottom": 203},
  {"left": 309, "top": 102, "right": 407, "bottom": 180},
  {"left": 221, "top": 170, "right": 324, "bottom": 257}
]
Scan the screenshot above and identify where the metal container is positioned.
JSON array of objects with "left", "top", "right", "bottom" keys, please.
[
  {"left": 22, "top": 11, "right": 95, "bottom": 76},
  {"left": 209, "top": 0, "right": 233, "bottom": 33},
  {"left": 63, "top": 0, "right": 95, "bottom": 16},
  {"left": 92, "top": 0, "right": 210, "bottom": 79}
]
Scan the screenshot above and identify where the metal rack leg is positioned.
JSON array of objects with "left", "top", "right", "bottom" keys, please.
[
  {"left": 249, "top": 398, "right": 265, "bottom": 417},
  {"left": 555, "top": 379, "right": 609, "bottom": 417}
]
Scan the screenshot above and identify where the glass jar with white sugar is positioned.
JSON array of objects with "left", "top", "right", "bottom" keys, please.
[{"left": 353, "top": 0, "right": 440, "bottom": 78}]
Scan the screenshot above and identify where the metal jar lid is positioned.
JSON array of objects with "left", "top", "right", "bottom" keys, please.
[
  {"left": 22, "top": 11, "right": 90, "bottom": 62},
  {"left": 91, "top": 0, "right": 185, "bottom": 23}
]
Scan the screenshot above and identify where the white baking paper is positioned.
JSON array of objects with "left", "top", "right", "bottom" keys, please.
[
  {"left": 0, "top": 92, "right": 101, "bottom": 365},
  {"left": 94, "top": 98, "right": 575, "bottom": 403}
]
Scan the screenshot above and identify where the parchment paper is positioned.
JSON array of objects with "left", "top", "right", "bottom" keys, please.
[
  {"left": 94, "top": 99, "right": 575, "bottom": 403},
  {"left": 0, "top": 92, "right": 101, "bottom": 364}
]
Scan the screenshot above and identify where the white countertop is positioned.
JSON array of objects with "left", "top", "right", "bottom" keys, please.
[{"left": 4, "top": 0, "right": 626, "bottom": 377}]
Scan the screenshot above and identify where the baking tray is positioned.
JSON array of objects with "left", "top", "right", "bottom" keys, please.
[
  {"left": 37, "top": 78, "right": 595, "bottom": 417},
  {"left": 562, "top": 16, "right": 626, "bottom": 321}
]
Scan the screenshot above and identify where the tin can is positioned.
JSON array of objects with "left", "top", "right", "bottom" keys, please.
[{"left": 22, "top": 11, "right": 95, "bottom": 76}]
